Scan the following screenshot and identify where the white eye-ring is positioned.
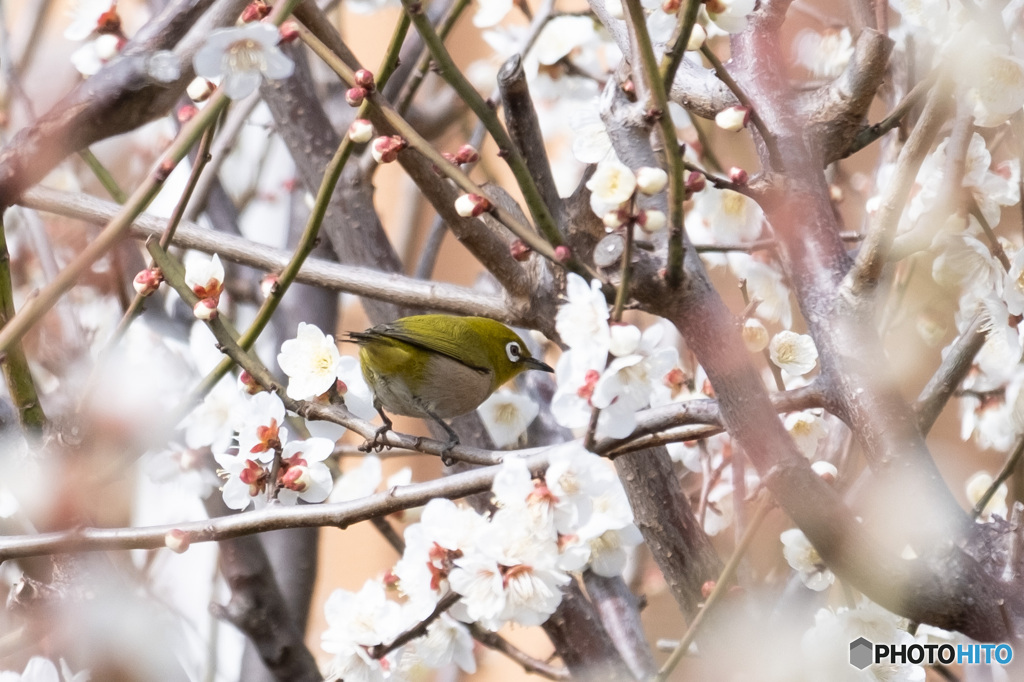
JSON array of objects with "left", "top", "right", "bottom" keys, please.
[{"left": 506, "top": 341, "right": 522, "bottom": 362}]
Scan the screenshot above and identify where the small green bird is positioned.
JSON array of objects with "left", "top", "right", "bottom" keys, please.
[{"left": 347, "top": 314, "right": 553, "bottom": 451}]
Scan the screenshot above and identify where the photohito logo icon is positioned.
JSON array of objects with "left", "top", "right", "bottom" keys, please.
[{"left": 849, "top": 637, "right": 873, "bottom": 670}]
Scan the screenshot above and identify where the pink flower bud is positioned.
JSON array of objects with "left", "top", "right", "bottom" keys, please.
[
  {"left": 239, "top": 370, "right": 263, "bottom": 395},
  {"left": 576, "top": 369, "right": 600, "bottom": 402},
  {"left": 685, "top": 170, "right": 707, "bottom": 194},
  {"left": 133, "top": 268, "right": 163, "bottom": 296},
  {"left": 176, "top": 105, "right": 198, "bottom": 123},
  {"left": 371, "top": 135, "right": 406, "bottom": 163},
  {"left": 354, "top": 69, "right": 376, "bottom": 91},
  {"left": 346, "top": 87, "right": 368, "bottom": 107},
  {"left": 729, "top": 167, "right": 749, "bottom": 185},
  {"left": 279, "top": 21, "right": 300, "bottom": 43},
  {"left": 240, "top": 1, "right": 271, "bottom": 22},
  {"left": 260, "top": 273, "right": 278, "bottom": 299},
  {"left": 715, "top": 105, "right": 751, "bottom": 132},
  {"left": 454, "top": 193, "right": 492, "bottom": 217},
  {"left": 510, "top": 239, "right": 532, "bottom": 261},
  {"left": 347, "top": 118, "right": 374, "bottom": 144},
  {"left": 554, "top": 245, "right": 571, "bottom": 263},
  {"left": 165, "top": 529, "right": 190, "bottom": 553},
  {"left": 193, "top": 298, "right": 218, "bottom": 320},
  {"left": 661, "top": 0, "right": 680, "bottom": 11},
  {"left": 454, "top": 144, "right": 480, "bottom": 164},
  {"left": 281, "top": 464, "right": 311, "bottom": 492}
]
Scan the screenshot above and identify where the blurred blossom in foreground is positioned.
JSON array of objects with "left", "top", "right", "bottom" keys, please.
[{"left": 193, "top": 23, "right": 295, "bottom": 99}]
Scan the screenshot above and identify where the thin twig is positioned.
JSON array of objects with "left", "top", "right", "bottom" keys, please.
[
  {"left": 972, "top": 437, "right": 1024, "bottom": 521},
  {"left": 622, "top": 0, "right": 687, "bottom": 288},
  {"left": 700, "top": 44, "right": 783, "bottom": 167},
  {"left": 655, "top": 494, "right": 774, "bottom": 681}
]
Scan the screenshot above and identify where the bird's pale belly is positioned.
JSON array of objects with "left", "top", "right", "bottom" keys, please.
[{"left": 369, "top": 353, "right": 494, "bottom": 419}]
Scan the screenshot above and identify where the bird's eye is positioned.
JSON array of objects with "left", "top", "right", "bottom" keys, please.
[{"left": 506, "top": 341, "right": 522, "bottom": 362}]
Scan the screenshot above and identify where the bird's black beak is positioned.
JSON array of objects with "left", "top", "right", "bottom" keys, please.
[{"left": 525, "top": 357, "right": 554, "bottom": 373}]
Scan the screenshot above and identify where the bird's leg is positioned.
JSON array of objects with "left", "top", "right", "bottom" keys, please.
[
  {"left": 424, "top": 407, "right": 460, "bottom": 465},
  {"left": 361, "top": 399, "right": 394, "bottom": 453}
]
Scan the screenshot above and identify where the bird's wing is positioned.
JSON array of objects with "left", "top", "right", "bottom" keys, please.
[{"left": 353, "top": 318, "right": 491, "bottom": 374}]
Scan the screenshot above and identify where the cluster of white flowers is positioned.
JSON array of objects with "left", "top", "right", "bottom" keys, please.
[
  {"left": 551, "top": 274, "right": 680, "bottom": 439},
  {"left": 212, "top": 392, "right": 335, "bottom": 509},
  {"left": 321, "top": 444, "right": 640, "bottom": 679},
  {"left": 586, "top": 159, "right": 669, "bottom": 234}
]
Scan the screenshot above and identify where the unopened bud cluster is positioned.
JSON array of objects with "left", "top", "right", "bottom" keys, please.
[
  {"left": 588, "top": 162, "right": 671, "bottom": 239},
  {"left": 346, "top": 69, "right": 376, "bottom": 106}
]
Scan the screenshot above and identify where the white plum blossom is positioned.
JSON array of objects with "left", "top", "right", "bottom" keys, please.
[
  {"left": 214, "top": 451, "right": 270, "bottom": 510},
  {"left": 335, "top": 356, "right": 379, "bottom": 421},
  {"left": 913, "top": 133, "right": 1019, "bottom": 230},
  {"left": 609, "top": 324, "right": 642, "bottom": 357},
  {"left": 966, "top": 470, "right": 1008, "bottom": 521},
  {"left": 473, "top": 0, "right": 513, "bottom": 28},
  {"left": 70, "top": 33, "right": 121, "bottom": 76},
  {"left": 794, "top": 28, "right": 854, "bottom": 78},
  {"left": 951, "top": 35, "right": 1024, "bottom": 128},
  {"left": 477, "top": 390, "right": 540, "bottom": 447},
  {"left": 769, "top": 331, "right": 819, "bottom": 376},
  {"left": 691, "top": 187, "right": 764, "bottom": 244},
  {"left": 587, "top": 159, "right": 637, "bottom": 217},
  {"left": 321, "top": 580, "right": 404, "bottom": 681},
  {"left": 932, "top": 229, "right": 1002, "bottom": 310},
  {"left": 801, "top": 600, "right": 924, "bottom": 681},
  {"left": 277, "top": 322, "right": 342, "bottom": 400},
  {"left": 181, "top": 375, "right": 246, "bottom": 454},
  {"left": 551, "top": 349, "right": 604, "bottom": 431},
  {"left": 323, "top": 579, "right": 405, "bottom": 648},
  {"left": 706, "top": 0, "right": 756, "bottom": 34},
  {"left": 449, "top": 507, "right": 569, "bottom": 630},
  {"left": 742, "top": 317, "right": 770, "bottom": 352},
  {"left": 183, "top": 252, "right": 225, "bottom": 303},
  {"left": 1003, "top": 248, "right": 1024, "bottom": 316},
  {"left": 394, "top": 499, "right": 490, "bottom": 613},
  {"left": 544, "top": 443, "right": 613, "bottom": 534},
  {"left": 399, "top": 614, "right": 476, "bottom": 674},
  {"left": 590, "top": 325, "right": 680, "bottom": 438},
  {"left": 532, "top": 16, "right": 598, "bottom": 67},
  {"left": 574, "top": 473, "right": 642, "bottom": 576},
  {"left": 236, "top": 392, "right": 288, "bottom": 462},
  {"left": 784, "top": 411, "right": 827, "bottom": 459},
  {"left": 64, "top": 0, "right": 115, "bottom": 40},
  {"left": 193, "top": 23, "right": 295, "bottom": 100},
  {"left": 570, "top": 105, "right": 613, "bottom": 164},
  {"left": 781, "top": 528, "right": 835, "bottom": 591},
  {"left": 555, "top": 273, "right": 611, "bottom": 365},
  {"left": 329, "top": 455, "right": 382, "bottom": 502},
  {"left": 276, "top": 437, "right": 335, "bottom": 505}
]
